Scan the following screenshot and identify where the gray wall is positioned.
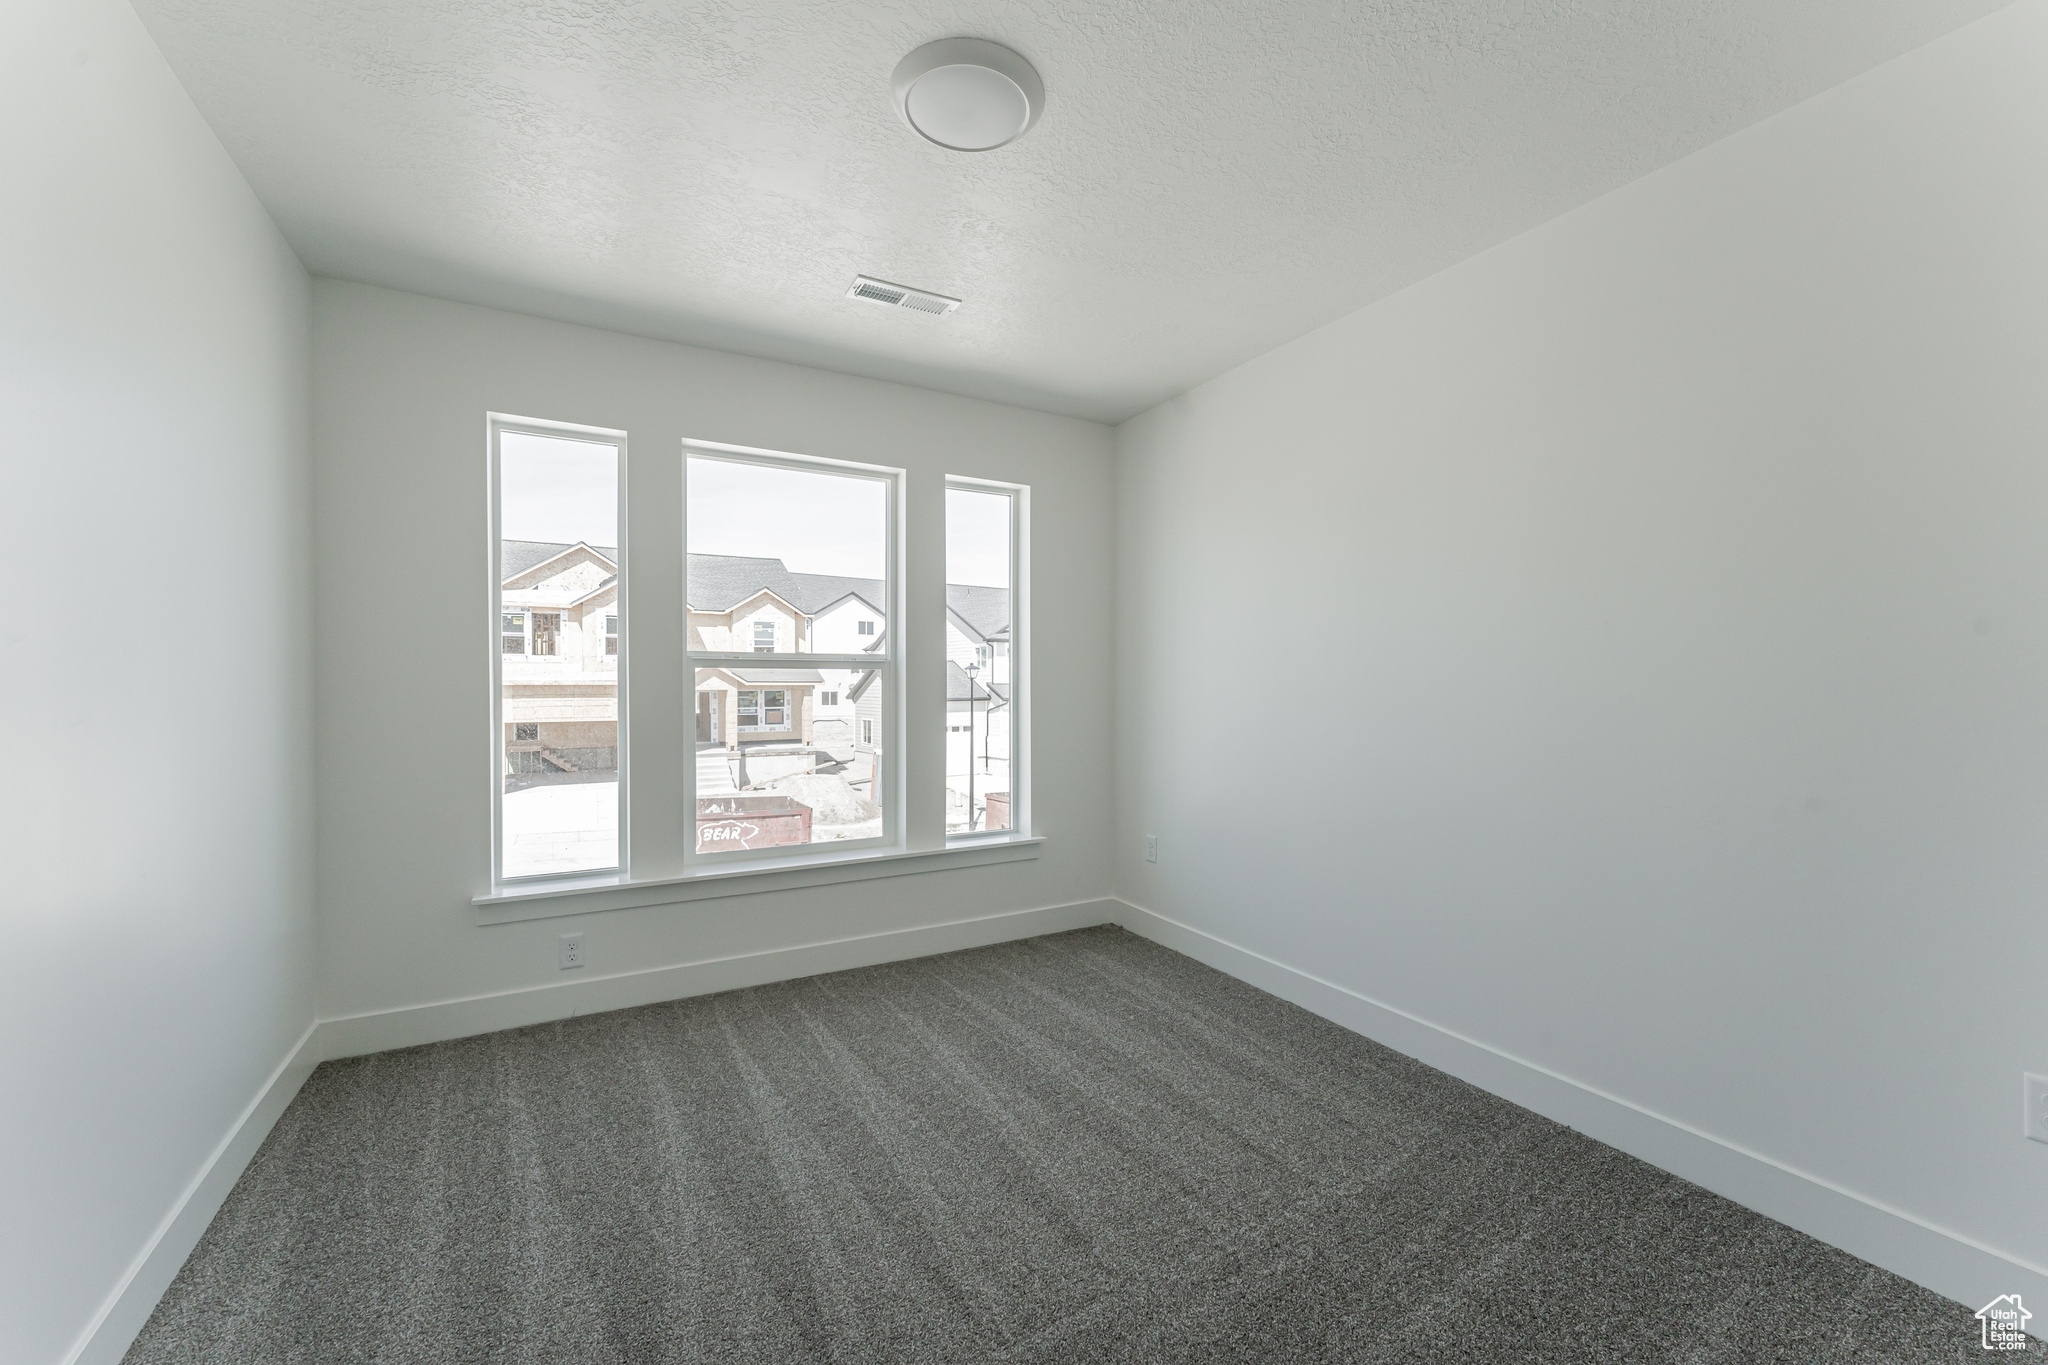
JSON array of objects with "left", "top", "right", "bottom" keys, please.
[
  {"left": 1115, "top": 0, "right": 2048, "bottom": 1311},
  {"left": 312, "top": 282, "right": 1113, "bottom": 1024},
  {"left": 0, "top": 0, "right": 315, "bottom": 1359}
]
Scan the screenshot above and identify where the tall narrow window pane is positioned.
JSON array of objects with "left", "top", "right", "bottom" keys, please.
[
  {"left": 687, "top": 454, "right": 889, "bottom": 856},
  {"left": 500, "top": 431, "right": 620, "bottom": 878},
  {"left": 945, "top": 486, "right": 1013, "bottom": 834}
]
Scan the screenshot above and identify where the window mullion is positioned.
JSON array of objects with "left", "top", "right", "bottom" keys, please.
[{"left": 686, "top": 651, "right": 889, "bottom": 668}]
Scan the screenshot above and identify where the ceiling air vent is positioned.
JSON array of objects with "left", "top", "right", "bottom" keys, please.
[{"left": 848, "top": 275, "right": 961, "bottom": 317}]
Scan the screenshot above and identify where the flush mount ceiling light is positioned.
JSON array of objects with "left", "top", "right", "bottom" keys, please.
[{"left": 891, "top": 38, "right": 1043, "bottom": 152}]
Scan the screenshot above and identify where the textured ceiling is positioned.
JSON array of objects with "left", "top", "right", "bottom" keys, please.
[{"left": 132, "top": 0, "right": 2007, "bottom": 422}]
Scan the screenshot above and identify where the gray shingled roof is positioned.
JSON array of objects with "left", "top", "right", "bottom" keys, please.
[
  {"left": 503, "top": 539, "right": 617, "bottom": 581},
  {"left": 502, "top": 545, "right": 1009, "bottom": 634},
  {"left": 947, "top": 584, "right": 1010, "bottom": 640},
  {"left": 684, "top": 554, "right": 886, "bottom": 615},
  {"left": 946, "top": 661, "right": 994, "bottom": 702}
]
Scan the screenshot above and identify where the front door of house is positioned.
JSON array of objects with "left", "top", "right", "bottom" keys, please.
[{"left": 697, "top": 691, "right": 719, "bottom": 743}]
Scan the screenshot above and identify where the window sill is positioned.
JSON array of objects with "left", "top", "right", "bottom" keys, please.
[{"left": 474, "top": 836, "right": 1043, "bottom": 926}]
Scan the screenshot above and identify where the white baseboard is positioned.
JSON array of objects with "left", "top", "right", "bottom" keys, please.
[
  {"left": 93, "top": 901, "right": 2005, "bottom": 1359},
  {"left": 312, "top": 897, "right": 1121, "bottom": 1062},
  {"left": 63, "top": 1023, "right": 321, "bottom": 1365},
  {"left": 1112, "top": 897, "right": 2045, "bottom": 1320}
]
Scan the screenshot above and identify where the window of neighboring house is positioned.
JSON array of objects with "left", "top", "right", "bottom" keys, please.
[
  {"left": 736, "top": 689, "right": 789, "bottom": 730},
  {"left": 493, "top": 420, "right": 624, "bottom": 882},
  {"left": 688, "top": 445, "right": 892, "bottom": 859},
  {"left": 945, "top": 481, "right": 1024, "bottom": 837}
]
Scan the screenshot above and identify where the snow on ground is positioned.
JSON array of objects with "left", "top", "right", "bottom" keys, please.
[
  {"left": 945, "top": 757, "right": 1013, "bottom": 834},
  {"left": 505, "top": 772, "right": 887, "bottom": 872},
  {"left": 764, "top": 772, "right": 884, "bottom": 842},
  {"left": 503, "top": 779, "right": 618, "bottom": 877},
  {"left": 765, "top": 772, "right": 878, "bottom": 825}
]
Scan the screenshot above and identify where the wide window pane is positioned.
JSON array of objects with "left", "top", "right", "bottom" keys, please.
[
  {"left": 945, "top": 486, "right": 1013, "bottom": 834},
  {"left": 499, "top": 430, "right": 620, "bottom": 879},
  {"left": 694, "top": 667, "right": 883, "bottom": 849}
]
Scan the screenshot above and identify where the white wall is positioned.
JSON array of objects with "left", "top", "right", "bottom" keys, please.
[
  {"left": 312, "top": 282, "right": 1112, "bottom": 1028},
  {"left": 1115, "top": 0, "right": 2048, "bottom": 1313},
  {"left": 0, "top": 1, "right": 315, "bottom": 1361}
]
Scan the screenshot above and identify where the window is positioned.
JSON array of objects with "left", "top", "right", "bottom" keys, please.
[
  {"left": 487, "top": 424, "right": 1023, "bottom": 891},
  {"left": 493, "top": 420, "right": 623, "bottom": 881},
  {"left": 945, "top": 482, "right": 1020, "bottom": 836},
  {"left": 736, "top": 688, "right": 789, "bottom": 731},
  {"left": 687, "top": 444, "right": 894, "bottom": 857}
]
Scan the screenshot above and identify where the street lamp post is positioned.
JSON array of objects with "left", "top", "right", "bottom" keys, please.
[{"left": 963, "top": 660, "right": 981, "bottom": 831}]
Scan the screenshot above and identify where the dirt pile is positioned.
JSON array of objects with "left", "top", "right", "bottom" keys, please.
[{"left": 766, "top": 773, "right": 880, "bottom": 826}]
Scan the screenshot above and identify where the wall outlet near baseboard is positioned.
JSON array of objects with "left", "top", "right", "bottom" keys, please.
[
  {"left": 2026, "top": 1073, "right": 2048, "bottom": 1143},
  {"left": 1144, "top": 835, "right": 1158, "bottom": 863},
  {"left": 558, "top": 932, "right": 584, "bottom": 971}
]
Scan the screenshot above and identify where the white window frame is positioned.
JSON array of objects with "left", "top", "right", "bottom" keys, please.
[
  {"left": 945, "top": 476, "right": 1028, "bottom": 844},
  {"left": 684, "top": 439, "right": 901, "bottom": 868},
  {"left": 487, "top": 414, "right": 630, "bottom": 888}
]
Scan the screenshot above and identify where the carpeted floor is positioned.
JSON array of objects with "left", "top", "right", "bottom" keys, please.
[{"left": 126, "top": 926, "right": 1982, "bottom": 1363}]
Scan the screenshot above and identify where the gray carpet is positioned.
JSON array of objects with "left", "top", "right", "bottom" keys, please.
[{"left": 126, "top": 926, "right": 1981, "bottom": 1363}]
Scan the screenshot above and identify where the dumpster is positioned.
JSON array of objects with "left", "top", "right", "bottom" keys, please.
[
  {"left": 696, "top": 795, "right": 813, "bottom": 852},
  {"left": 983, "top": 791, "right": 1011, "bottom": 831}
]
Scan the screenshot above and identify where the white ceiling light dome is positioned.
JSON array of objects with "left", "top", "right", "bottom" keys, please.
[{"left": 891, "top": 38, "right": 1044, "bottom": 152}]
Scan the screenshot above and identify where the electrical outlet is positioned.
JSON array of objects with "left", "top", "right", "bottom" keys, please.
[
  {"left": 2026, "top": 1073, "right": 2048, "bottom": 1144},
  {"left": 558, "top": 932, "right": 584, "bottom": 971},
  {"left": 1144, "top": 835, "right": 1158, "bottom": 864}
]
